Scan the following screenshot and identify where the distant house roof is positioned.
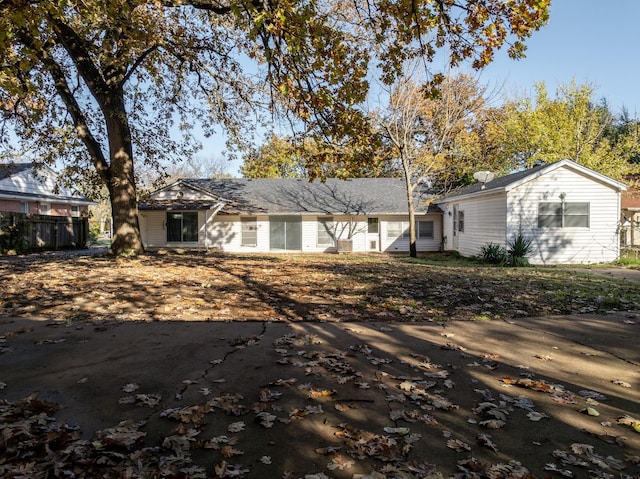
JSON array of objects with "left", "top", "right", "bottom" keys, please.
[
  {"left": 0, "top": 161, "right": 95, "bottom": 205},
  {"left": 0, "top": 162, "right": 33, "bottom": 180},
  {"left": 438, "top": 160, "right": 627, "bottom": 202},
  {"left": 140, "top": 177, "right": 441, "bottom": 215}
]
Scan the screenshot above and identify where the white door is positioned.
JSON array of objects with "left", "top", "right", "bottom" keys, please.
[
  {"left": 367, "top": 218, "right": 380, "bottom": 251},
  {"left": 452, "top": 205, "right": 459, "bottom": 250}
]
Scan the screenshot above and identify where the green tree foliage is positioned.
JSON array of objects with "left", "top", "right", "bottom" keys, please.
[
  {"left": 0, "top": 0, "right": 550, "bottom": 255},
  {"left": 500, "top": 81, "right": 639, "bottom": 180},
  {"left": 240, "top": 132, "right": 395, "bottom": 179},
  {"left": 240, "top": 134, "right": 307, "bottom": 178}
]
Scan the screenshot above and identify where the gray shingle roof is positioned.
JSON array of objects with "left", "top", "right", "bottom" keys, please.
[
  {"left": 0, "top": 162, "right": 33, "bottom": 180},
  {"left": 142, "top": 178, "right": 441, "bottom": 215},
  {"left": 440, "top": 163, "right": 548, "bottom": 200}
]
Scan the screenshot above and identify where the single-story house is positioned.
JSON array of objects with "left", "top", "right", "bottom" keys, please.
[
  {"left": 0, "top": 162, "right": 94, "bottom": 217},
  {"left": 139, "top": 178, "right": 443, "bottom": 253},
  {"left": 139, "top": 160, "right": 626, "bottom": 264},
  {"left": 437, "top": 159, "right": 627, "bottom": 264}
]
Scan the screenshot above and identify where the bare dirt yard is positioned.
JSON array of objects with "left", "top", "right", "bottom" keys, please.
[{"left": 1, "top": 251, "right": 639, "bottom": 479}]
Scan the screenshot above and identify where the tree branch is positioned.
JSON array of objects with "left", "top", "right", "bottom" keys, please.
[{"left": 15, "top": 28, "right": 111, "bottom": 183}]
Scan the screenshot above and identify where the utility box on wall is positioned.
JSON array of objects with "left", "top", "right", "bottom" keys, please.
[{"left": 336, "top": 239, "right": 353, "bottom": 253}]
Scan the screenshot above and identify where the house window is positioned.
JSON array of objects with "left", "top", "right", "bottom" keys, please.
[
  {"left": 367, "top": 218, "right": 379, "bottom": 234},
  {"left": 20, "top": 202, "right": 28, "bottom": 214},
  {"left": 40, "top": 203, "right": 50, "bottom": 215},
  {"left": 167, "top": 212, "right": 199, "bottom": 242},
  {"left": 317, "top": 217, "right": 335, "bottom": 247},
  {"left": 417, "top": 220, "right": 434, "bottom": 239},
  {"left": 71, "top": 205, "right": 80, "bottom": 217},
  {"left": 457, "top": 210, "right": 464, "bottom": 233},
  {"left": 241, "top": 217, "right": 257, "bottom": 247},
  {"left": 387, "top": 221, "right": 410, "bottom": 240},
  {"left": 538, "top": 202, "right": 589, "bottom": 228}
]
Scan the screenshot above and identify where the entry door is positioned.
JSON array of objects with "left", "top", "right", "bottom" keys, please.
[
  {"left": 269, "top": 216, "right": 302, "bottom": 250},
  {"left": 452, "top": 205, "right": 459, "bottom": 250},
  {"left": 367, "top": 217, "right": 380, "bottom": 251}
]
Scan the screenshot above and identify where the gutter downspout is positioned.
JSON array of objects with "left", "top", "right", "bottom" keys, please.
[{"left": 205, "top": 201, "right": 226, "bottom": 251}]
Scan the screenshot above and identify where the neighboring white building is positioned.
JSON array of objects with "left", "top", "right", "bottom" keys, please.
[
  {"left": 437, "top": 160, "right": 627, "bottom": 265},
  {"left": 0, "top": 162, "right": 94, "bottom": 217},
  {"left": 139, "top": 178, "right": 443, "bottom": 254}
]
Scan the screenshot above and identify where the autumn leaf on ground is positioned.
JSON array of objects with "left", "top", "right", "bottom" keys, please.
[
  {"left": 94, "top": 419, "right": 146, "bottom": 450},
  {"left": 315, "top": 446, "right": 342, "bottom": 455},
  {"left": 256, "top": 411, "right": 277, "bottom": 428},
  {"left": 121, "top": 383, "right": 140, "bottom": 393},
  {"left": 135, "top": 393, "right": 162, "bottom": 407},
  {"left": 260, "top": 456, "right": 272, "bottom": 465},
  {"left": 477, "top": 433, "right": 499, "bottom": 452},
  {"left": 227, "top": 421, "right": 245, "bottom": 433},
  {"left": 580, "top": 406, "right": 600, "bottom": 416},
  {"left": 447, "top": 439, "right": 471, "bottom": 452},
  {"left": 214, "top": 461, "right": 250, "bottom": 478},
  {"left": 479, "top": 419, "right": 506, "bottom": 429},
  {"left": 617, "top": 415, "right": 640, "bottom": 433},
  {"left": 221, "top": 445, "right": 244, "bottom": 458},
  {"left": 527, "top": 411, "right": 549, "bottom": 421},
  {"left": 612, "top": 379, "right": 632, "bottom": 388},
  {"left": 327, "top": 454, "right": 355, "bottom": 470}
]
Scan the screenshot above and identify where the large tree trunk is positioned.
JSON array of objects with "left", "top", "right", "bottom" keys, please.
[
  {"left": 104, "top": 96, "right": 144, "bottom": 256},
  {"left": 402, "top": 158, "right": 417, "bottom": 258}
]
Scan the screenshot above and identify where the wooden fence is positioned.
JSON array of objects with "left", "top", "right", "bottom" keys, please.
[{"left": 0, "top": 212, "right": 90, "bottom": 253}]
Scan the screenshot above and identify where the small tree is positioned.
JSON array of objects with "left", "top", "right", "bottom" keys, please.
[{"left": 380, "top": 73, "right": 488, "bottom": 257}]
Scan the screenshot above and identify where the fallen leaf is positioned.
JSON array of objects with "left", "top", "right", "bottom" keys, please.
[
  {"left": 121, "top": 383, "right": 140, "bottom": 393},
  {"left": 612, "top": 379, "right": 631, "bottom": 388},
  {"left": 580, "top": 407, "right": 600, "bottom": 417},
  {"left": 527, "top": 411, "right": 548, "bottom": 421},
  {"left": 479, "top": 419, "right": 506, "bottom": 429},
  {"left": 447, "top": 439, "right": 471, "bottom": 452},
  {"left": 228, "top": 421, "right": 246, "bottom": 433}
]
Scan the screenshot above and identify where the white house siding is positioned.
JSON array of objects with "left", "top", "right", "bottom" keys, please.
[
  {"left": 142, "top": 210, "right": 443, "bottom": 254},
  {"left": 378, "top": 215, "right": 442, "bottom": 253},
  {"left": 439, "top": 193, "right": 507, "bottom": 258},
  {"left": 507, "top": 168, "right": 621, "bottom": 265}
]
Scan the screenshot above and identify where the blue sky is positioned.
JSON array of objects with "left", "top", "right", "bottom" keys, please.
[
  {"left": 206, "top": 0, "right": 640, "bottom": 174},
  {"left": 475, "top": 0, "right": 640, "bottom": 114}
]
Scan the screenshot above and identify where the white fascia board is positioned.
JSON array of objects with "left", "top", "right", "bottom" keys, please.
[{"left": 504, "top": 160, "right": 628, "bottom": 193}]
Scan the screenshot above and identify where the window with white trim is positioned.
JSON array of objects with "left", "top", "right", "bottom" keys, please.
[
  {"left": 387, "top": 221, "right": 410, "bottom": 240},
  {"left": 538, "top": 202, "right": 589, "bottom": 228},
  {"left": 457, "top": 210, "right": 464, "bottom": 233},
  {"left": 367, "top": 218, "right": 379, "bottom": 234},
  {"left": 241, "top": 217, "right": 257, "bottom": 247},
  {"left": 417, "top": 220, "right": 434, "bottom": 239},
  {"left": 317, "top": 217, "right": 335, "bottom": 247},
  {"left": 167, "top": 212, "right": 198, "bottom": 242}
]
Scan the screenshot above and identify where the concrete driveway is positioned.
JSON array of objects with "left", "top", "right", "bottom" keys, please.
[{"left": 1, "top": 311, "right": 639, "bottom": 478}]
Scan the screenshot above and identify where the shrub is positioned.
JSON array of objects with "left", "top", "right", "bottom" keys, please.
[
  {"left": 479, "top": 243, "right": 507, "bottom": 265},
  {"left": 0, "top": 223, "right": 27, "bottom": 254},
  {"left": 507, "top": 234, "right": 532, "bottom": 267}
]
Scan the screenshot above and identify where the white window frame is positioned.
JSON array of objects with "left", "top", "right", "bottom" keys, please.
[
  {"left": 538, "top": 202, "right": 590, "bottom": 228},
  {"left": 241, "top": 217, "right": 258, "bottom": 247},
  {"left": 40, "top": 203, "right": 50, "bottom": 215},
  {"left": 417, "top": 220, "right": 434, "bottom": 239},
  {"left": 317, "top": 217, "right": 335, "bottom": 247},
  {"left": 387, "top": 221, "right": 410, "bottom": 240}
]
